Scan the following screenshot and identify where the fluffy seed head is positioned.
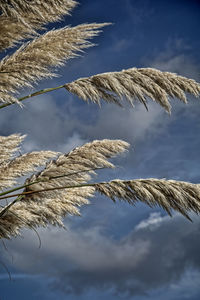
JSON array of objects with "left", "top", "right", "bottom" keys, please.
[
  {"left": 0, "top": 139, "right": 129, "bottom": 239},
  {"left": 0, "top": 23, "right": 110, "bottom": 104},
  {"left": 0, "top": 134, "right": 26, "bottom": 165},
  {"left": 0, "top": 151, "right": 58, "bottom": 190},
  {"left": 24, "top": 139, "right": 129, "bottom": 199},
  {"left": 96, "top": 178, "right": 200, "bottom": 220},
  {"left": 65, "top": 67, "right": 200, "bottom": 113},
  {"left": 0, "top": 0, "right": 78, "bottom": 50}
]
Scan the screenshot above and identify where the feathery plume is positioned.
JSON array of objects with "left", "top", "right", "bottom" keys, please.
[
  {"left": 0, "top": 0, "right": 78, "bottom": 19},
  {"left": 0, "top": 23, "right": 109, "bottom": 104},
  {"left": 24, "top": 139, "right": 129, "bottom": 198},
  {"left": 95, "top": 178, "right": 200, "bottom": 220},
  {"left": 0, "top": 139, "right": 129, "bottom": 238},
  {"left": 0, "top": 134, "right": 25, "bottom": 165},
  {"left": 0, "top": 151, "right": 58, "bottom": 190},
  {"left": 0, "top": 17, "right": 35, "bottom": 51},
  {"left": 0, "top": 0, "right": 78, "bottom": 51},
  {"left": 65, "top": 67, "right": 200, "bottom": 113},
  {"left": 0, "top": 186, "right": 95, "bottom": 239},
  {"left": 1, "top": 176, "right": 200, "bottom": 238}
]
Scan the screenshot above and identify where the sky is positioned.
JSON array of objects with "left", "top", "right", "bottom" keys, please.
[{"left": 1, "top": 0, "right": 200, "bottom": 299}]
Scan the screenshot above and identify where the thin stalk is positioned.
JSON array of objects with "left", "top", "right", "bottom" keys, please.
[
  {"left": 0, "top": 84, "right": 65, "bottom": 109},
  {"left": 0, "top": 182, "right": 98, "bottom": 201},
  {"left": 0, "top": 167, "right": 105, "bottom": 198},
  {"left": 0, "top": 182, "right": 101, "bottom": 217},
  {"left": 0, "top": 195, "right": 24, "bottom": 217}
]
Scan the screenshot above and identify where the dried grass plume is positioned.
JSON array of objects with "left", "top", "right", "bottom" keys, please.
[
  {"left": 95, "top": 178, "right": 200, "bottom": 221},
  {"left": 65, "top": 67, "right": 200, "bottom": 113},
  {"left": 0, "top": 23, "right": 109, "bottom": 104},
  {"left": 0, "top": 0, "right": 78, "bottom": 50},
  {"left": 0, "top": 138, "right": 129, "bottom": 239},
  {"left": 0, "top": 1, "right": 200, "bottom": 243},
  {"left": 1, "top": 136, "right": 200, "bottom": 239}
]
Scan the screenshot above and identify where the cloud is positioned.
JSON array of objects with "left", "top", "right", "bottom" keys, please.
[
  {"left": 80, "top": 102, "right": 166, "bottom": 144},
  {"left": 2, "top": 212, "right": 200, "bottom": 298},
  {"left": 135, "top": 212, "right": 167, "bottom": 230},
  {"left": 151, "top": 53, "right": 200, "bottom": 80},
  {"left": 0, "top": 93, "right": 87, "bottom": 152}
]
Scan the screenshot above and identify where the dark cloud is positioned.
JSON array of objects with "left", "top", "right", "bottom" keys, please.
[
  {"left": 2, "top": 213, "right": 200, "bottom": 298},
  {"left": 51, "top": 214, "right": 200, "bottom": 297}
]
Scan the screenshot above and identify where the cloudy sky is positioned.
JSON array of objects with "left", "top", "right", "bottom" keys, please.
[{"left": 1, "top": 0, "right": 200, "bottom": 299}]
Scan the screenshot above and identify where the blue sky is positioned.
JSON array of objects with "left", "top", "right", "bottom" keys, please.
[{"left": 1, "top": 0, "right": 200, "bottom": 299}]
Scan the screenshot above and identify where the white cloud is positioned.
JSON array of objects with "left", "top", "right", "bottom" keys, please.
[{"left": 135, "top": 212, "right": 168, "bottom": 231}]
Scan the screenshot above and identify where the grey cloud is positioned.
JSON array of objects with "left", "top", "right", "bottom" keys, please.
[
  {"left": 152, "top": 54, "right": 199, "bottom": 78},
  {"left": 46, "top": 215, "right": 200, "bottom": 297},
  {"left": 80, "top": 102, "right": 166, "bottom": 143},
  {"left": 0, "top": 93, "right": 87, "bottom": 152},
  {"left": 2, "top": 213, "right": 200, "bottom": 298}
]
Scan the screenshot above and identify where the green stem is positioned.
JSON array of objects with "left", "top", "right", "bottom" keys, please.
[
  {"left": 0, "top": 167, "right": 105, "bottom": 199},
  {"left": 0, "top": 182, "right": 101, "bottom": 217},
  {"left": 0, "top": 84, "right": 65, "bottom": 109},
  {"left": 0, "top": 195, "right": 24, "bottom": 217},
  {"left": 0, "top": 182, "right": 98, "bottom": 201}
]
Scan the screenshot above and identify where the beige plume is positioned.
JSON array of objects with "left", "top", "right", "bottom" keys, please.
[
  {"left": 95, "top": 179, "right": 200, "bottom": 220},
  {"left": 0, "top": 0, "right": 78, "bottom": 19},
  {"left": 0, "top": 186, "right": 95, "bottom": 239},
  {"left": 24, "top": 139, "right": 129, "bottom": 198},
  {"left": 0, "top": 23, "right": 109, "bottom": 104},
  {"left": 0, "top": 18, "right": 35, "bottom": 52},
  {"left": 0, "top": 139, "right": 129, "bottom": 238},
  {"left": 0, "top": 151, "right": 58, "bottom": 190},
  {"left": 0, "top": 0, "right": 78, "bottom": 50},
  {"left": 0, "top": 138, "right": 200, "bottom": 238},
  {"left": 65, "top": 67, "right": 200, "bottom": 113},
  {"left": 0, "top": 134, "right": 26, "bottom": 165}
]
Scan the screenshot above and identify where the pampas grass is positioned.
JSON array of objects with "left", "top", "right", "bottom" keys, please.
[
  {"left": 1, "top": 66, "right": 200, "bottom": 111},
  {"left": 0, "top": 0, "right": 78, "bottom": 50},
  {"left": 0, "top": 138, "right": 129, "bottom": 238},
  {"left": 0, "top": 0, "right": 77, "bottom": 19},
  {"left": 95, "top": 179, "right": 200, "bottom": 221},
  {"left": 23, "top": 139, "right": 129, "bottom": 197},
  {"left": 0, "top": 1, "right": 200, "bottom": 240},
  {"left": 0, "top": 134, "right": 25, "bottom": 164},
  {"left": 0, "top": 150, "right": 58, "bottom": 190},
  {"left": 0, "top": 23, "right": 109, "bottom": 104},
  {"left": 1, "top": 136, "right": 200, "bottom": 239},
  {"left": 65, "top": 68, "right": 200, "bottom": 113}
]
